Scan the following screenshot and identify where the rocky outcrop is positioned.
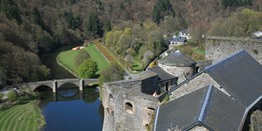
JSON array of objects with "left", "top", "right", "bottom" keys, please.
[{"left": 250, "top": 110, "right": 262, "bottom": 131}]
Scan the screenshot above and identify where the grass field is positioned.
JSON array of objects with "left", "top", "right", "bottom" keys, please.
[
  {"left": 57, "top": 44, "right": 110, "bottom": 76},
  {"left": 85, "top": 44, "right": 110, "bottom": 72},
  {"left": 0, "top": 101, "right": 45, "bottom": 131}
]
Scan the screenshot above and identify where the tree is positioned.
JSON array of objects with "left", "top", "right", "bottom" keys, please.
[
  {"left": 85, "top": 13, "right": 103, "bottom": 38},
  {"left": 99, "top": 62, "right": 125, "bottom": 85},
  {"left": 75, "top": 50, "right": 91, "bottom": 67},
  {"left": 33, "top": 8, "right": 46, "bottom": 30},
  {"left": 64, "top": 11, "right": 81, "bottom": 30},
  {"left": 0, "top": 66, "right": 7, "bottom": 86},
  {"left": 0, "top": 93, "right": 4, "bottom": 101},
  {"left": 0, "top": 0, "right": 22, "bottom": 24},
  {"left": 7, "top": 90, "right": 17, "bottom": 101},
  {"left": 221, "top": 0, "right": 252, "bottom": 7},
  {"left": 78, "top": 59, "right": 98, "bottom": 78},
  {"left": 103, "top": 20, "right": 112, "bottom": 33},
  {"left": 152, "top": 0, "right": 174, "bottom": 24}
]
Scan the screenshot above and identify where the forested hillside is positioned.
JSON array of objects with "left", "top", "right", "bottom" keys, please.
[{"left": 0, "top": 0, "right": 261, "bottom": 86}]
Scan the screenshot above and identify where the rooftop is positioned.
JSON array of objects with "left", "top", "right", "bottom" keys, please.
[
  {"left": 159, "top": 50, "right": 196, "bottom": 66},
  {"left": 147, "top": 66, "right": 177, "bottom": 82},
  {"left": 169, "top": 36, "right": 187, "bottom": 43},
  {"left": 155, "top": 85, "right": 246, "bottom": 131},
  {"left": 205, "top": 50, "right": 262, "bottom": 107}
]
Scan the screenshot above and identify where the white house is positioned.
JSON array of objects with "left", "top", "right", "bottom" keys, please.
[
  {"left": 168, "top": 29, "right": 191, "bottom": 49},
  {"left": 252, "top": 31, "right": 262, "bottom": 38},
  {"left": 178, "top": 29, "right": 191, "bottom": 40},
  {"left": 168, "top": 36, "right": 187, "bottom": 49}
]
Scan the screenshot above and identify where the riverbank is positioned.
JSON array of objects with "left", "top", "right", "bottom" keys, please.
[
  {"left": 56, "top": 44, "right": 110, "bottom": 78},
  {"left": 0, "top": 100, "right": 45, "bottom": 131}
]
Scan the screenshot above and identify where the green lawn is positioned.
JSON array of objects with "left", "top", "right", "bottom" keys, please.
[
  {"left": 0, "top": 101, "right": 45, "bottom": 131},
  {"left": 57, "top": 44, "right": 110, "bottom": 77},
  {"left": 85, "top": 44, "right": 110, "bottom": 73},
  {"left": 57, "top": 49, "right": 80, "bottom": 73}
]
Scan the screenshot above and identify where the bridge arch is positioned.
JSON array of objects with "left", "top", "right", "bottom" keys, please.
[
  {"left": 57, "top": 82, "right": 80, "bottom": 89},
  {"left": 4, "top": 79, "right": 98, "bottom": 93},
  {"left": 33, "top": 84, "right": 53, "bottom": 92}
]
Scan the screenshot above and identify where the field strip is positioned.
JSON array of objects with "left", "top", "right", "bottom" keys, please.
[
  {"left": 1, "top": 105, "right": 30, "bottom": 131},
  {"left": 94, "top": 44, "right": 110, "bottom": 63},
  {"left": 13, "top": 106, "right": 32, "bottom": 131},
  {"left": 0, "top": 105, "right": 25, "bottom": 130},
  {"left": 8, "top": 106, "right": 31, "bottom": 131}
]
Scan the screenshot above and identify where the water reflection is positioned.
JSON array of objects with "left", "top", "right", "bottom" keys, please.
[
  {"left": 38, "top": 85, "right": 104, "bottom": 131},
  {"left": 34, "top": 85, "right": 53, "bottom": 99},
  {"left": 57, "top": 83, "right": 79, "bottom": 98}
]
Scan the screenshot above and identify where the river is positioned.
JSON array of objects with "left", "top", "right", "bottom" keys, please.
[{"left": 39, "top": 45, "right": 104, "bottom": 131}]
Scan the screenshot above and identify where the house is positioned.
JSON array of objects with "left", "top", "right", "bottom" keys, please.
[
  {"left": 158, "top": 50, "right": 197, "bottom": 84},
  {"left": 155, "top": 50, "right": 262, "bottom": 131},
  {"left": 252, "top": 31, "right": 262, "bottom": 38},
  {"left": 147, "top": 66, "right": 178, "bottom": 92},
  {"left": 168, "top": 29, "right": 191, "bottom": 49},
  {"left": 168, "top": 37, "right": 187, "bottom": 48},
  {"left": 179, "top": 29, "right": 191, "bottom": 40}
]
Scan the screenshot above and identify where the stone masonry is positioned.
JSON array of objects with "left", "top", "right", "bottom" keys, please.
[
  {"left": 205, "top": 36, "right": 262, "bottom": 64},
  {"left": 102, "top": 71, "right": 159, "bottom": 131},
  {"left": 170, "top": 72, "right": 229, "bottom": 101}
]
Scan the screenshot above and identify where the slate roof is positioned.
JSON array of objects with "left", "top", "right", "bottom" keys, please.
[
  {"left": 205, "top": 50, "right": 262, "bottom": 107},
  {"left": 156, "top": 50, "right": 262, "bottom": 131},
  {"left": 147, "top": 66, "right": 177, "bottom": 82},
  {"left": 154, "top": 85, "right": 246, "bottom": 131},
  {"left": 159, "top": 50, "right": 196, "bottom": 66},
  {"left": 169, "top": 36, "right": 187, "bottom": 43},
  {"left": 159, "top": 50, "right": 262, "bottom": 107}
]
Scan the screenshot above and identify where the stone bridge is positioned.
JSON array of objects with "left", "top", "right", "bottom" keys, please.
[{"left": 5, "top": 79, "right": 98, "bottom": 92}]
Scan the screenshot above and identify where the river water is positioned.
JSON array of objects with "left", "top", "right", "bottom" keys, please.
[{"left": 39, "top": 46, "right": 104, "bottom": 131}]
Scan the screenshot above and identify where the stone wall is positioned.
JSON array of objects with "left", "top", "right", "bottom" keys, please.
[
  {"left": 189, "top": 126, "right": 209, "bottom": 131},
  {"left": 102, "top": 75, "right": 159, "bottom": 131},
  {"left": 170, "top": 73, "right": 229, "bottom": 101},
  {"left": 250, "top": 110, "right": 262, "bottom": 131},
  {"left": 205, "top": 36, "right": 262, "bottom": 64},
  {"left": 159, "top": 63, "right": 195, "bottom": 84}
]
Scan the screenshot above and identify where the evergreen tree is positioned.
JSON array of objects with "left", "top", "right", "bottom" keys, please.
[
  {"left": 152, "top": 0, "right": 173, "bottom": 24},
  {"left": 33, "top": 8, "right": 45, "bottom": 29},
  {"left": 64, "top": 12, "right": 81, "bottom": 30},
  {"left": 86, "top": 13, "right": 103, "bottom": 38},
  {"left": 103, "top": 20, "right": 112, "bottom": 33}
]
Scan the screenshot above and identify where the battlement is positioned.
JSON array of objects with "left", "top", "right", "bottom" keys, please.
[{"left": 205, "top": 35, "right": 262, "bottom": 43}]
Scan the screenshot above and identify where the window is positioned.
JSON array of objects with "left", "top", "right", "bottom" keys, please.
[{"left": 125, "top": 102, "right": 133, "bottom": 113}]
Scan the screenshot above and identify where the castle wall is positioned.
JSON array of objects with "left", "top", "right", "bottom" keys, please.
[
  {"left": 205, "top": 36, "right": 262, "bottom": 64},
  {"left": 189, "top": 126, "right": 209, "bottom": 131},
  {"left": 102, "top": 76, "right": 159, "bottom": 131},
  {"left": 159, "top": 63, "right": 195, "bottom": 84},
  {"left": 170, "top": 73, "right": 228, "bottom": 101}
]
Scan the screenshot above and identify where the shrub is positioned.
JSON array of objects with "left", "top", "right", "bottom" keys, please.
[
  {"left": 78, "top": 59, "right": 98, "bottom": 78},
  {"left": 192, "top": 53, "right": 205, "bottom": 60},
  {"left": 0, "top": 93, "right": 4, "bottom": 101},
  {"left": 253, "top": 49, "right": 259, "bottom": 55},
  {"left": 7, "top": 90, "right": 17, "bottom": 102},
  {"left": 180, "top": 45, "right": 193, "bottom": 56},
  {"left": 98, "top": 62, "right": 125, "bottom": 85}
]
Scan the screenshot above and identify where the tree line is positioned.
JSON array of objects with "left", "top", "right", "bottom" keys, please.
[{"left": 0, "top": 0, "right": 260, "bottom": 87}]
